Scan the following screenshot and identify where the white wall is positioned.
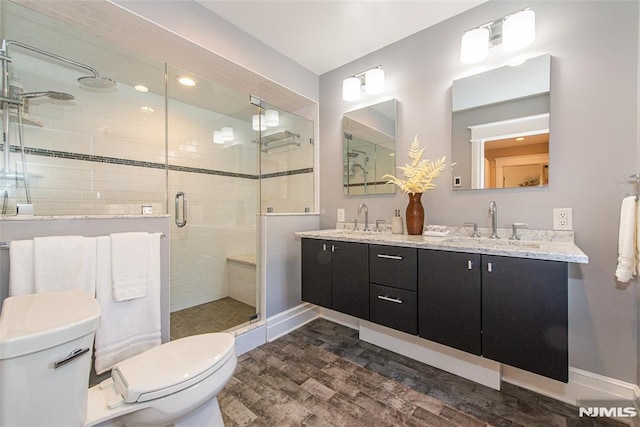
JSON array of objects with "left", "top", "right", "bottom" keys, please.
[{"left": 319, "top": 1, "right": 639, "bottom": 384}]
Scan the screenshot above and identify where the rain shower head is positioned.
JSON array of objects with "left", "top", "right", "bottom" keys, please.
[
  {"left": 3, "top": 40, "right": 117, "bottom": 91},
  {"left": 77, "top": 75, "right": 117, "bottom": 90},
  {"left": 21, "top": 91, "right": 75, "bottom": 101}
]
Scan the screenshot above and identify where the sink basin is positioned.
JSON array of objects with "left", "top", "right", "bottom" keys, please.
[{"left": 443, "top": 237, "right": 541, "bottom": 250}]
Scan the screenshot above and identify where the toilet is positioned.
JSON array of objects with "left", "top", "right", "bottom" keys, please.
[{"left": 0, "top": 290, "right": 237, "bottom": 427}]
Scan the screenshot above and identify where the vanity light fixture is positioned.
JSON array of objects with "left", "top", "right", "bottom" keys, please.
[
  {"left": 342, "top": 66, "right": 385, "bottom": 101},
  {"left": 460, "top": 9, "right": 535, "bottom": 64}
]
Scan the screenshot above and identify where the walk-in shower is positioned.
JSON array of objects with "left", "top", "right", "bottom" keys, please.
[
  {"left": 1, "top": 0, "right": 316, "bottom": 341},
  {"left": 0, "top": 39, "right": 116, "bottom": 203}
]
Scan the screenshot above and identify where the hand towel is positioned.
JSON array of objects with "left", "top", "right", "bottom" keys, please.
[
  {"left": 94, "top": 234, "right": 162, "bottom": 374},
  {"left": 32, "top": 236, "right": 97, "bottom": 296},
  {"left": 8, "top": 239, "right": 34, "bottom": 296},
  {"left": 110, "top": 232, "right": 151, "bottom": 301},
  {"left": 616, "top": 196, "right": 637, "bottom": 282}
]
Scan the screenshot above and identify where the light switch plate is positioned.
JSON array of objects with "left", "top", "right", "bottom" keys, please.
[{"left": 337, "top": 208, "right": 345, "bottom": 222}]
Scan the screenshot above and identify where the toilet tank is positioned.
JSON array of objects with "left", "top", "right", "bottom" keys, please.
[{"left": 0, "top": 290, "right": 101, "bottom": 427}]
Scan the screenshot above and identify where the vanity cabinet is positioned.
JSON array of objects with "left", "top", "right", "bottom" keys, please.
[
  {"left": 418, "top": 250, "right": 481, "bottom": 355},
  {"left": 301, "top": 238, "right": 369, "bottom": 319},
  {"left": 482, "top": 255, "right": 568, "bottom": 382},
  {"left": 369, "top": 245, "right": 417, "bottom": 334},
  {"left": 300, "top": 235, "right": 571, "bottom": 383}
]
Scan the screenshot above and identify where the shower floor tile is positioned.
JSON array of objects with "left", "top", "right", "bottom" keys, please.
[{"left": 170, "top": 297, "right": 255, "bottom": 340}]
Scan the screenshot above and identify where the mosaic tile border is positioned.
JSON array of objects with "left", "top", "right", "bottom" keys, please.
[{"left": 6, "top": 145, "right": 312, "bottom": 180}]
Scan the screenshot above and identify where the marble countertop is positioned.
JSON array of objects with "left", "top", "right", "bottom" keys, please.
[
  {"left": 0, "top": 214, "right": 169, "bottom": 220},
  {"left": 295, "top": 228, "right": 588, "bottom": 264}
]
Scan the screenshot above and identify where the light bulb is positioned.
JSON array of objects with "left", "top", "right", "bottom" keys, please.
[
  {"left": 364, "top": 68, "right": 384, "bottom": 95},
  {"left": 221, "top": 126, "right": 234, "bottom": 141},
  {"left": 265, "top": 110, "right": 279, "bottom": 127},
  {"left": 460, "top": 27, "right": 489, "bottom": 64},
  {"left": 342, "top": 76, "right": 361, "bottom": 102},
  {"left": 252, "top": 114, "right": 266, "bottom": 131},
  {"left": 503, "top": 10, "right": 535, "bottom": 52},
  {"left": 213, "top": 130, "right": 224, "bottom": 144}
]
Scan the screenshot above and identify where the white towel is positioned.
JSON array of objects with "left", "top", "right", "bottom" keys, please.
[
  {"left": 8, "top": 240, "right": 34, "bottom": 296},
  {"left": 616, "top": 196, "right": 637, "bottom": 282},
  {"left": 94, "top": 234, "right": 162, "bottom": 374},
  {"left": 110, "top": 232, "right": 151, "bottom": 301},
  {"left": 32, "top": 236, "right": 97, "bottom": 296}
]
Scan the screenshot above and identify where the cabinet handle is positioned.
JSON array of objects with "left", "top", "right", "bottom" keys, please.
[
  {"left": 377, "top": 254, "right": 403, "bottom": 260},
  {"left": 323, "top": 244, "right": 328, "bottom": 251},
  {"left": 331, "top": 245, "right": 337, "bottom": 252},
  {"left": 467, "top": 260, "right": 473, "bottom": 270},
  {"left": 487, "top": 262, "right": 493, "bottom": 273},
  {"left": 378, "top": 295, "right": 403, "bottom": 304}
]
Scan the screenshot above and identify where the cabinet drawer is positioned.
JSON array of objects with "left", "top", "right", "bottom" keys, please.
[
  {"left": 369, "top": 245, "right": 417, "bottom": 291},
  {"left": 369, "top": 283, "right": 417, "bottom": 335}
]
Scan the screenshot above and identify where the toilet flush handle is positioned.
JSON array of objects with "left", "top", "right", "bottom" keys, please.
[{"left": 54, "top": 347, "right": 90, "bottom": 369}]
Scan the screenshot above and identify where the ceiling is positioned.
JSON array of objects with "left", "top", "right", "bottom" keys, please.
[{"left": 196, "top": 0, "right": 487, "bottom": 75}]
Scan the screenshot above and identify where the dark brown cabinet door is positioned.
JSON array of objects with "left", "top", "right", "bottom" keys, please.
[
  {"left": 418, "top": 249, "right": 481, "bottom": 355},
  {"left": 482, "top": 255, "right": 568, "bottom": 382},
  {"left": 301, "top": 238, "right": 332, "bottom": 309},
  {"left": 332, "top": 241, "right": 369, "bottom": 319}
]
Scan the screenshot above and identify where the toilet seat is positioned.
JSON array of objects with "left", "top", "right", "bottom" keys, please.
[{"left": 110, "top": 333, "right": 235, "bottom": 404}]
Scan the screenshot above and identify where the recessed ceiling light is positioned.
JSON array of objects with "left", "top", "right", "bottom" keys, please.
[
  {"left": 140, "top": 106, "right": 154, "bottom": 113},
  {"left": 177, "top": 76, "right": 196, "bottom": 87},
  {"left": 135, "top": 85, "right": 149, "bottom": 92}
]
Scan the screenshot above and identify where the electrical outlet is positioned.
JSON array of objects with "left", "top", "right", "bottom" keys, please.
[
  {"left": 337, "top": 208, "right": 345, "bottom": 222},
  {"left": 553, "top": 208, "right": 573, "bottom": 230}
]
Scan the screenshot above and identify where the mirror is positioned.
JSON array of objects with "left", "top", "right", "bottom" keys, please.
[
  {"left": 343, "top": 99, "right": 397, "bottom": 195},
  {"left": 451, "top": 54, "right": 551, "bottom": 190}
]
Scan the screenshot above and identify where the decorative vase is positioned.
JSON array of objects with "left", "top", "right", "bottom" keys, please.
[{"left": 406, "top": 192, "right": 424, "bottom": 235}]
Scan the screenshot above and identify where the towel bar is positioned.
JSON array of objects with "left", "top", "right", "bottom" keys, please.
[{"left": 0, "top": 233, "right": 166, "bottom": 250}]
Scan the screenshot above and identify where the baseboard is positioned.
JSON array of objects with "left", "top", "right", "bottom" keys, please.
[
  {"left": 266, "top": 302, "right": 320, "bottom": 342},
  {"left": 234, "top": 322, "right": 266, "bottom": 356},
  {"left": 317, "top": 307, "right": 361, "bottom": 330},
  {"left": 503, "top": 365, "right": 640, "bottom": 406}
]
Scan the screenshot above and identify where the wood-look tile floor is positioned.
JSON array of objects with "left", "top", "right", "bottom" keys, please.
[
  {"left": 219, "top": 319, "right": 624, "bottom": 427},
  {"left": 170, "top": 297, "right": 255, "bottom": 340}
]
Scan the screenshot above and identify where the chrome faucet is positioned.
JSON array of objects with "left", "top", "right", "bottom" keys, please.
[
  {"left": 358, "top": 203, "right": 369, "bottom": 231},
  {"left": 488, "top": 201, "right": 499, "bottom": 239}
]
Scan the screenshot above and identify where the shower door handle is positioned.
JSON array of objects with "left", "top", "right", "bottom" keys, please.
[{"left": 175, "top": 191, "right": 187, "bottom": 228}]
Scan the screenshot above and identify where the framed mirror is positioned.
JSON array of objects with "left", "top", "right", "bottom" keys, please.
[
  {"left": 343, "top": 99, "right": 397, "bottom": 196},
  {"left": 451, "top": 54, "right": 551, "bottom": 190}
]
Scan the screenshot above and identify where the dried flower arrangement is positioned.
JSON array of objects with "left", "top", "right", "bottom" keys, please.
[{"left": 382, "top": 136, "right": 446, "bottom": 195}]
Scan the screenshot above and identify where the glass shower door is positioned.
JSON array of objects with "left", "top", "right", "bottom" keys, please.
[{"left": 166, "top": 65, "right": 259, "bottom": 340}]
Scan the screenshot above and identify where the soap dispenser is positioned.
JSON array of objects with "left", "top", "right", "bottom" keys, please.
[{"left": 391, "top": 209, "right": 404, "bottom": 234}]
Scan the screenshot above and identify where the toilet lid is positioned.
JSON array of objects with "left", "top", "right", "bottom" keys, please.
[{"left": 111, "top": 333, "right": 235, "bottom": 403}]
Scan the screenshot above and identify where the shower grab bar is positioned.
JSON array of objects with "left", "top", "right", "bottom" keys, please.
[
  {"left": 0, "top": 233, "right": 166, "bottom": 250},
  {"left": 175, "top": 191, "right": 187, "bottom": 228}
]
